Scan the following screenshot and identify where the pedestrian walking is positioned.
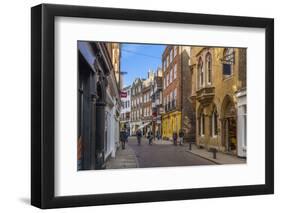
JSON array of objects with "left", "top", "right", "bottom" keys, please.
[
  {"left": 148, "top": 131, "right": 153, "bottom": 145},
  {"left": 172, "top": 131, "right": 178, "bottom": 146},
  {"left": 125, "top": 130, "right": 129, "bottom": 143},
  {"left": 120, "top": 129, "right": 127, "bottom": 149},
  {"left": 136, "top": 129, "right": 142, "bottom": 145},
  {"left": 179, "top": 129, "right": 184, "bottom": 146},
  {"left": 156, "top": 130, "right": 161, "bottom": 140}
]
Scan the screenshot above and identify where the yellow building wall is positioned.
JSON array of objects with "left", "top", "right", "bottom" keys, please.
[
  {"left": 190, "top": 47, "right": 245, "bottom": 153},
  {"left": 162, "top": 111, "right": 182, "bottom": 139}
]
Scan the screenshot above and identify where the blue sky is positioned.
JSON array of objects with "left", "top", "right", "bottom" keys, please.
[{"left": 121, "top": 43, "right": 166, "bottom": 87}]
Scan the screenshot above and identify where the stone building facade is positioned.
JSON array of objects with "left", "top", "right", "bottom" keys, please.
[
  {"left": 151, "top": 68, "right": 163, "bottom": 138},
  {"left": 162, "top": 45, "right": 195, "bottom": 141},
  {"left": 130, "top": 78, "right": 143, "bottom": 135},
  {"left": 189, "top": 47, "right": 247, "bottom": 157},
  {"left": 77, "top": 41, "right": 121, "bottom": 170},
  {"left": 141, "top": 70, "right": 154, "bottom": 136}
]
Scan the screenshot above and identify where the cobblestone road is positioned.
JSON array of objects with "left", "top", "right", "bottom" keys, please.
[{"left": 127, "top": 137, "right": 214, "bottom": 168}]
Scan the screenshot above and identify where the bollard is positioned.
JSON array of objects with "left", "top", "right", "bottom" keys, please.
[
  {"left": 189, "top": 142, "right": 192, "bottom": 150},
  {"left": 210, "top": 148, "right": 217, "bottom": 159},
  {"left": 213, "top": 150, "right": 216, "bottom": 159}
]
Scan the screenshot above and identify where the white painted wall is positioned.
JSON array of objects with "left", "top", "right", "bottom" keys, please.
[
  {"left": 0, "top": 0, "right": 280, "bottom": 212},
  {"left": 237, "top": 90, "right": 247, "bottom": 157},
  {"left": 120, "top": 86, "right": 131, "bottom": 120}
]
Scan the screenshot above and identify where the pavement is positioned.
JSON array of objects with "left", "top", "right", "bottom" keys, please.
[
  {"left": 106, "top": 143, "right": 139, "bottom": 169},
  {"left": 156, "top": 139, "right": 246, "bottom": 165},
  {"left": 184, "top": 143, "right": 246, "bottom": 165}
]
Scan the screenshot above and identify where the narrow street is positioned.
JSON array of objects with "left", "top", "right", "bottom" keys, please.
[{"left": 106, "top": 136, "right": 215, "bottom": 169}]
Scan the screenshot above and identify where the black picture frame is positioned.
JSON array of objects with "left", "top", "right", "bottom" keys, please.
[{"left": 31, "top": 3, "right": 274, "bottom": 209}]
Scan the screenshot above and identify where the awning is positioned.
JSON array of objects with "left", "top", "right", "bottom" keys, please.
[{"left": 137, "top": 122, "right": 151, "bottom": 130}]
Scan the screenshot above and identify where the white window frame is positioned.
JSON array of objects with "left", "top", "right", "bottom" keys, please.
[
  {"left": 174, "top": 89, "right": 177, "bottom": 104},
  {"left": 174, "top": 64, "right": 177, "bottom": 79}
]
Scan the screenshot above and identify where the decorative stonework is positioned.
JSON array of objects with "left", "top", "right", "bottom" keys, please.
[{"left": 196, "top": 86, "right": 215, "bottom": 106}]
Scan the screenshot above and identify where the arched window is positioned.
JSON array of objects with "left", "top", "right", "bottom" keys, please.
[
  {"left": 206, "top": 53, "right": 212, "bottom": 84},
  {"left": 223, "top": 48, "right": 234, "bottom": 76},
  {"left": 199, "top": 111, "right": 205, "bottom": 136},
  {"left": 211, "top": 108, "right": 218, "bottom": 136},
  {"left": 198, "top": 57, "right": 204, "bottom": 88}
]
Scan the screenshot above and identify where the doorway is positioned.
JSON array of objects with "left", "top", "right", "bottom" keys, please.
[{"left": 222, "top": 96, "right": 237, "bottom": 154}]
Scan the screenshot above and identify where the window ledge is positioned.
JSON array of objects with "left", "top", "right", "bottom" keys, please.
[{"left": 223, "top": 75, "right": 233, "bottom": 81}]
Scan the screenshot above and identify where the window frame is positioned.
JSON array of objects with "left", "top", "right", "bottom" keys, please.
[
  {"left": 222, "top": 48, "right": 235, "bottom": 78},
  {"left": 174, "top": 63, "right": 177, "bottom": 80},
  {"left": 211, "top": 108, "right": 218, "bottom": 137},
  {"left": 206, "top": 52, "right": 212, "bottom": 84},
  {"left": 198, "top": 57, "right": 204, "bottom": 88}
]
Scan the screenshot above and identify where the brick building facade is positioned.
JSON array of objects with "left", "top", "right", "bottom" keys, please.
[{"left": 162, "top": 45, "right": 195, "bottom": 141}]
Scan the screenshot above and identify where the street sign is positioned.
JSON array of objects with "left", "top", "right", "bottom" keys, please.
[{"left": 120, "top": 91, "right": 127, "bottom": 98}]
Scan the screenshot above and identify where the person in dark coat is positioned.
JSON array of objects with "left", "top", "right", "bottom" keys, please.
[
  {"left": 179, "top": 129, "right": 184, "bottom": 146},
  {"left": 125, "top": 130, "right": 129, "bottom": 143},
  {"left": 148, "top": 131, "right": 153, "bottom": 145},
  {"left": 120, "top": 130, "right": 127, "bottom": 149},
  {"left": 136, "top": 129, "right": 142, "bottom": 145},
  {"left": 173, "top": 131, "right": 178, "bottom": 146}
]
